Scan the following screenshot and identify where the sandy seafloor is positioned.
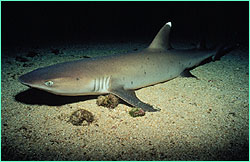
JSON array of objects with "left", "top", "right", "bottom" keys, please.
[{"left": 1, "top": 39, "right": 249, "bottom": 161}]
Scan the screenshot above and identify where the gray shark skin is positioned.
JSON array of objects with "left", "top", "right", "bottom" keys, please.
[{"left": 19, "top": 22, "right": 233, "bottom": 112}]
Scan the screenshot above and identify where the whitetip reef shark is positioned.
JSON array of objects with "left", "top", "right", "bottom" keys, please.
[{"left": 19, "top": 22, "right": 235, "bottom": 112}]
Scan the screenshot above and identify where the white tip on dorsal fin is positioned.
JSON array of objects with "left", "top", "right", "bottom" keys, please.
[
  {"left": 166, "top": 22, "right": 172, "bottom": 27},
  {"left": 148, "top": 21, "right": 172, "bottom": 50}
]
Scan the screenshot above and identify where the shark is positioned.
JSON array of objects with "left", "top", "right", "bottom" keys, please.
[{"left": 19, "top": 22, "right": 234, "bottom": 112}]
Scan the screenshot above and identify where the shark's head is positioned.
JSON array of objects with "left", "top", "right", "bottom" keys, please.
[{"left": 19, "top": 63, "right": 95, "bottom": 96}]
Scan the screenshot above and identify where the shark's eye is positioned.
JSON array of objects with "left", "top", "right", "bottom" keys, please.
[{"left": 45, "top": 81, "right": 54, "bottom": 87}]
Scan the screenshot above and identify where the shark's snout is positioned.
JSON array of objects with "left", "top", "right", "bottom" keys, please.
[
  {"left": 19, "top": 73, "right": 32, "bottom": 85},
  {"left": 19, "top": 69, "right": 44, "bottom": 87}
]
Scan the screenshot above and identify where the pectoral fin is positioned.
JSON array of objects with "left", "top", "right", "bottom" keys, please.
[{"left": 109, "top": 87, "right": 160, "bottom": 112}]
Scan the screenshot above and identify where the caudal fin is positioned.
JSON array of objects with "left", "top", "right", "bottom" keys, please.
[{"left": 213, "top": 43, "right": 239, "bottom": 61}]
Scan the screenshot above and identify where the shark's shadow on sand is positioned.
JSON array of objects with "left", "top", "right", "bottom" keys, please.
[
  {"left": 15, "top": 88, "right": 129, "bottom": 107},
  {"left": 15, "top": 88, "right": 97, "bottom": 106}
]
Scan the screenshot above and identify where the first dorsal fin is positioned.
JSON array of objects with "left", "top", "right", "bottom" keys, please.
[{"left": 148, "top": 22, "right": 172, "bottom": 50}]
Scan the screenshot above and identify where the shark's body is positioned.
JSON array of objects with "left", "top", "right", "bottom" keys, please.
[{"left": 19, "top": 22, "right": 232, "bottom": 112}]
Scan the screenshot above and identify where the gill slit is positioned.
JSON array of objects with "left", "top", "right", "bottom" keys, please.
[{"left": 93, "top": 76, "right": 111, "bottom": 92}]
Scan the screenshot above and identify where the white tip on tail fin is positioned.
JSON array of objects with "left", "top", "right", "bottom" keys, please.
[{"left": 148, "top": 21, "right": 172, "bottom": 50}]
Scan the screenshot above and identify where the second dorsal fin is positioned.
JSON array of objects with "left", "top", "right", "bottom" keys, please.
[{"left": 148, "top": 22, "right": 172, "bottom": 50}]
